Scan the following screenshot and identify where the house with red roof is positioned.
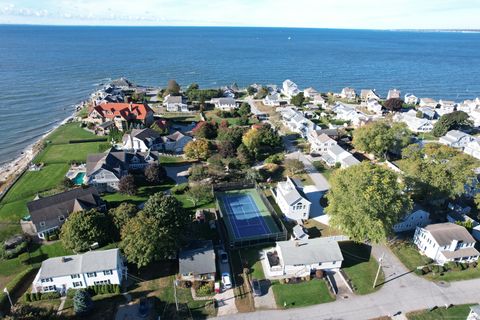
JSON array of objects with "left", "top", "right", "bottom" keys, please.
[{"left": 87, "top": 102, "right": 154, "bottom": 130}]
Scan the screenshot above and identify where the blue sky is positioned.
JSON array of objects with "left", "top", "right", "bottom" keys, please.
[{"left": 1, "top": 0, "right": 479, "bottom": 29}]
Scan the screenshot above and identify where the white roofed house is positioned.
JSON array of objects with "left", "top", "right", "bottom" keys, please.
[
  {"left": 272, "top": 177, "right": 311, "bottom": 223},
  {"left": 404, "top": 94, "right": 419, "bottom": 105},
  {"left": 366, "top": 99, "right": 383, "bottom": 114},
  {"left": 263, "top": 237, "right": 344, "bottom": 279},
  {"left": 438, "top": 130, "right": 475, "bottom": 149},
  {"left": 312, "top": 94, "right": 326, "bottom": 106},
  {"left": 340, "top": 87, "right": 356, "bottom": 100},
  {"left": 212, "top": 97, "right": 237, "bottom": 111},
  {"left": 436, "top": 99, "right": 456, "bottom": 116},
  {"left": 282, "top": 79, "right": 300, "bottom": 98},
  {"left": 163, "top": 94, "right": 189, "bottom": 112},
  {"left": 394, "top": 112, "right": 434, "bottom": 133},
  {"left": 360, "top": 89, "right": 381, "bottom": 102},
  {"left": 393, "top": 206, "right": 430, "bottom": 233},
  {"left": 308, "top": 130, "right": 338, "bottom": 154},
  {"left": 303, "top": 87, "right": 319, "bottom": 98},
  {"left": 321, "top": 144, "right": 360, "bottom": 168},
  {"left": 31, "top": 249, "right": 126, "bottom": 294},
  {"left": 387, "top": 89, "right": 401, "bottom": 100},
  {"left": 332, "top": 103, "right": 369, "bottom": 128},
  {"left": 464, "top": 138, "right": 480, "bottom": 160},
  {"left": 121, "top": 128, "right": 162, "bottom": 152},
  {"left": 263, "top": 93, "right": 281, "bottom": 106},
  {"left": 281, "top": 108, "right": 316, "bottom": 138},
  {"left": 413, "top": 222, "right": 480, "bottom": 265},
  {"left": 419, "top": 98, "right": 438, "bottom": 108},
  {"left": 160, "top": 131, "right": 193, "bottom": 154}
]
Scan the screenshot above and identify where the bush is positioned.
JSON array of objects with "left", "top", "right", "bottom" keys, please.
[
  {"left": 31, "top": 292, "right": 37, "bottom": 301},
  {"left": 279, "top": 278, "right": 285, "bottom": 284},
  {"left": 172, "top": 183, "right": 189, "bottom": 195},
  {"left": 422, "top": 266, "right": 431, "bottom": 275},
  {"left": 35, "top": 292, "right": 42, "bottom": 301},
  {"left": 41, "top": 292, "right": 61, "bottom": 300},
  {"left": 67, "top": 288, "right": 77, "bottom": 299},
  {"left": 432, "top": 265, "right": 440, "bottom": 273},
  {"left": 1, "top": 241, "right": 28, "bottom": 259},
  {"left": 73, "top": 289, "right": 93, "bottom": 315},
  {"left": 114, "top": 284, "right": 121, "bottom": 294},
  {"left": 23, "top": 292, "right": 31, "bottom": 303},
  {"left": 197, "top": 283, "right": 214, "bottom": 296},
  {"left": 18, "top": 252, "right": 30, "bottom": 265},
  {"left": 414, "top": 268, "right": 424, "bottom": 275},
  {"left": 264, "top": 153, "right": 284, "bottom": 165}
]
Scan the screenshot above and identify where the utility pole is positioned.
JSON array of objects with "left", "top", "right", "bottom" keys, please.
[
  {"left": 3, "top": 287, "right": 13, "bottom": 309},
  {"left": 373, "top": 252, "right": 385, "bottom": 289},
  {"left": 173, "top": 280, "right": 179, "bottom": 311}
]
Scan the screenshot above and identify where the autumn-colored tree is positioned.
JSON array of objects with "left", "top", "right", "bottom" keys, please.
[{"left": 184, "top": 139, "right": 211, "bottom": 160}]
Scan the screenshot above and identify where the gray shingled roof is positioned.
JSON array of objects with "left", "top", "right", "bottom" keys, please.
[
  {"left": 39, "top": 249, "right": 121, "bottom": 279},
  {"left": 179, "top": 240, "right": 216, "bottom": 275},
  {"left": 277, "top": 237, "right": 344, "bottom": 266},
  {"left": 425, "top": 222, "right": 476, "bottom": 246}
]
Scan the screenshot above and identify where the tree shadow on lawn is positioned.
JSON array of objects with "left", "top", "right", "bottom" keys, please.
[{"left": 339, "top": 241, "right": 372, "bottom": 268}]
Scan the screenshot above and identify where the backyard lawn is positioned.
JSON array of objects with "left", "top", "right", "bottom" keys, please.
[
  {"left": 390, "top": 241, "right": 432, "bottom": 271},
  {"left": 34, "top": 142, "right": 105, "bottom": 164},
  {"left": 339, "top": 241, "right": 383, "bottom": 295},
  {"left": 238, "top": 246, "right": 268, "bottom": 280},
  {"left": 407, "top": 304, "right": 474, "bottom": 320},
  {"left": 312, "top": 161, "right": 338, "bottom": 181},
  {"left": 272, "top": 279, "right": 334, "bottom": 308},
  {"left": 303, "top": 219, "right": 342, "bottom": 238},
  {"left": 44, "top": 122, "right": 99, "bottom": 144}
]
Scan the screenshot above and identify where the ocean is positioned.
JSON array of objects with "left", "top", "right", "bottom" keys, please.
[{"left": 1, "top": 25, "right": 480, "bottom": 165}]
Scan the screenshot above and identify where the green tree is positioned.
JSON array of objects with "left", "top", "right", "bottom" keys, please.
[
  {"left": 242, "top": 124, "right": 282, "bottom": 159},
  {"left": 416, "top": 110, "right": 423, "bottom": 118},
  {"left": 108, "top": 203, "right": 138, "bottom": 236},
  {"left": 237, "top": 143, "right": 254, "bottom": 166},
  {"left": 164, "top": 79, "right": 181, "bottom": 96},
  {"left": 284, "top": 159, "right": 305, "bottom": 176},
  {"left": 61, "top": 209, "right": 111, "bottom": 252},
  {"left": 118, "top": 174, "right": 137, "bottom": 195},
  {"left": 192, "top": 121, "right": 217, "bottom": 139},
  {"left": 217, "top": 140, "right": 236, "bottom": 158},
  {"left": 186, "top": 184, "right": 213, "bottom": 207},
  {"left": 108, "top": 127, "right": 123, "bottom": 143},
  {"left": 184, "top": 139, "right": 211, "bottom": 160},
  {"left": 144, "top": 163, "right": 166, "bottom": 184},
  {"left": 290, "top": 92, "right": 305, "bottom": 107},
  {"left": 432, "top": 111, "right": 473, "bottom": 137},
  {"left": 73, "top": 289, "right": 93, "bottom": 315},
  {"left": 384, "top": 98, "right": 404, "bottom": 112},
  {"left": 325, "top": 162, "right": 412, "bottom": 243},
  {"left": 246, "top": 86, "right": 256, "bottom": 96},
  {"left": 217, "top": 126, "right": 245, "bottom": 149},
  {"left": 238, "top": 102, "right": 251, "bottom": 117}
]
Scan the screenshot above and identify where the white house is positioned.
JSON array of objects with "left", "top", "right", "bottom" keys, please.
[
  {"left": 366, "top": 99, "right": 383, "bottom": 114},
  {"left": 31, "top": 249, "right": 126, "bottom": 294},
  {"left": 212, "top": 98, "right": 237, "bottom": 111},
  {"left": 303, "top": 87, "right": 319, "bottom": 98},
  {"left": 405, "top": 94, "right": 419, "bottom": 105},
  {"left": 160, "top": 131, "right": 193, "bottom": 153},
  {"left": 312, "top": 94, "right": 326, "bottom": 106},
  {"left": 163, "top": 95, "right": 189, "bottom": 112},
  {"left": 419, "top": 98, "right": 438, "bottom": 108},
  {"left": 360, "top": 89, "right": 380, "bottom": 101},
  {"left": 387, "top": 89, "right": 401, "bottom": 100},
  {"left": 263, "top": 93, "right": 281, "bottom": 106},
  {"left": 272, "top": 177, "right": 311, "bottom": 222},
  {"left": 340, "top": 87, "right": 356, "bottom": 100},
  {"left": 439, "top": 130, "right": 475, "bottom": 149},
  {"left": 332, "top": 103, "right": 370, "bottom": 127},
  {"left": 121, "top": 128, "right": 162, "bottom": 152},
  {"left": 263, "top": 237, "right": 344, "bottom": 279},
  {"left": 413, "top": 222, "right": 480, "bottom": 265},
  {"left": 465, "top": 139, "right": 480, "bottom": 160},
  {"left": 282, "top": 79, "right": 300, "bottom": 98},
  {"left": 394, "top": 113, "right": 434, "bottom": 133},
  {"left": 321, "top": 144, "right": 360, "bottom": 168},
  {"left": 281, "top": 108, "right": 316, "bottom": 138},
  {"left": 308, "top": 131, "right": 337, "bottom": 154},
  {"left": 439, "top": 99, "right": 456, "bottom": 110},
  {"left": 393, "top": 206, "right": 430, "bottom": 233}
]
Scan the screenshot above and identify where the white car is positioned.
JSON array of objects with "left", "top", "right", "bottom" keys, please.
[{"left": 222, "top": 273, "right": 232, "bottom": 290}]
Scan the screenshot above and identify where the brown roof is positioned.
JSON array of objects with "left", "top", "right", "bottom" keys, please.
[{"left": 425, "top": 223, "right": 476, "bottom": 246}]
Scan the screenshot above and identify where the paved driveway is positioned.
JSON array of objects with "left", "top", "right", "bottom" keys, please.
[
  {"left": 286, "top": 151, "right": 330, "bottom": 192},
  {"left": 218, "top": 244, "right": 480, "bottom": 319}
]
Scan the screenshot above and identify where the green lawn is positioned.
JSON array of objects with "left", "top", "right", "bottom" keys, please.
[
  {"left": 272, "top": 280, "right": 334, "bottom": 308},
  {"left": 312, "top": 161, "right": 338, "bottom": 181},
  {"left": 426, "top": 267, "right": 480, "bottom": 282},
  {"left": 390, "top": 241, "right": 431, "bottom": 271},
  {"left": 102, "top": 183, "right": 175, "bottom": 207},
  {"left": 45, "top": 122, "right": 99, "bottom": 144},
  {"left": 239, "top": 246, "right": 267, "bottom": 280},
  {"left": 340, "top": 241, "right": 383, "bottom": 295},
  {"left": 34, "top": 142, "right": 106, "bottom": 164},
  {"left": 407, "top": 304, "right": 474, "bottom": 320},
  {"left": 159, "top": 155, "right": 189, "bottom": 165}
]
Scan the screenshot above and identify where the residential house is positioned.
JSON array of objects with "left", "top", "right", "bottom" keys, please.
[
  {"left": 303, "top": 87, "right": 319, "bottom": 98},
  {"left": 321, "top": 144, "right": 360, "bottom": 168},
  {"left": 439, "top": 130, "right": 475, "bottom": 149},
  {"left": 86, "top": 149, "right": 158, "bottom": 192},
  {"left": 313, "top": 128, "right": 339, "bottom": 140},
  {"left": 281, "top": 108, "right": 316, "bottom": 138},
  {"left": 121, "top": 128, "right": 162, "bottom": 152},
  {"left": 31, "top": 249, "right": 126, "bottom": 294},
  {"left": 340, "top": 87, "right": 356, "bottom": 100},
  {"left": 272, "top": 177, "right": 311, "bottom": 222},
  {"left": 264, "top": 237, "right": 344, "bottom": 279},
  {"left": 366, "top": 99, "right": 383, "bottom": 114},
  {"left": 110, "top": 77, "right": 135, "bottom": 90},
  {"left": 282, "top": 79, "right": 300, "bottom": 98},
  {"left": 308, "top": 131, "right": 338, "bottom": 154},
  {"left": 163, "top": 95, "right": 189, "bottom": 112},
  {"left": 404, "top": 94, "right": 419, "bottom": 105},
  {"left": 393, "top": 206, "right": 430, "bottom": 233},
  {"left": 413, "top": 222, "right": 480, "bottom": 265},
  {"left": 394, "top": 112, "right": 434, "bottom": 133},
  {"left": 213, "top": 98, "right": 237, "bottom": 111},
  {"left": 360, "top": 89, "right": 380, "bottom": 102},
  {"left": 160, "top": 131, "right": 193, "bottom": 153},
  {"left": 179, "top": 240, "right": 216, "bottom": 283},
  {"left": 387, "top": 89, "right": 401, "bottom": 100},
  {"left": 24, "top": 187, "right": 105, "bottom": 240},
  {"left": 419, "top": 98, "right": 438, "bottom": 108},
  {"left": 465, "top": 139, "right": 480, "bottom": 160},
  {"left": 263, "top": 93, "right": 281, "bottom": 106},
  {"left": 332, "top": 103, "right": 368, "bottom": 127},
  {"left": 418, "top": 106, "right": 437, "bottom": 120},
  {"left": 312, "top": 94, "right": 326, "bottom": 106},
  {"left": 87, "top": 102, "right": 154, "bottom": 130},
  {"left": 439, "top": 99, "right": 456, "bottom": 110},
  {"left": 95, "top": 121, "right": 116, "bottom": 136}
]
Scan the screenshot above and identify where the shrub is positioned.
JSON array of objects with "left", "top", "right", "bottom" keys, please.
[
  {"left": 305, "top": 275, "right": 311, "bottom": 281},
  {"left": 432, "top": 265, "right": 440, "bottom": 273},
  {"left": 67, "top": 288, "right": 77, "bottom": 299},
  {"left": 114, "top": 284, "right": 121, "bottom": 294},
  {"left": 414, "top": 268, "right": 424, "bottom": 275},
  {"left": 279, "top": 278, "right": 285, "bottom": 284},
  {"left": 93, "top": 285, "right": 99, "bottom": 295},
  {"left": 41, "top": 292, "right": 61, "bottom": 300},
  {"left": 172, "top": 183, "right": 189, "bottom": 195},
  {"left": 23, "top": 293, "right": 31, "bottom": 303},
  {"left": 264, "top": 153, "right": 284, "bottom": 165},
  {"left": 31, "top": 292, "right": 37, "bottom": 301},
  {"left": 315, "top": 270, "right": 324, "bottom": 279},
  {"left": 422, "top": 266, "right": 431, "bottom": 274},
  {"left": 35, "top": 292, "right": 42, "bottom": 301},
  {"left": 73, "top": 289, "right": 93, "bottom": 315},
  {"left": 284, "top": 278, "right": 290, "bottom": 284},
  {"left": 197, "top": 283, "right": 213, "bottom": 296},
  {"left": 18, "top": 252, "right": 30, "bottom": 265}
]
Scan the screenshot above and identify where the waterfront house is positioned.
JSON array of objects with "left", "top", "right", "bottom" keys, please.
[
  {"left": 24, "top": 187, "right": 105, "bottom": 240},
  {"left": 160, "top": 131, "right": 193, "bottom": 153},
  {"left": 163, "top": 94, "right": 189, "bottom": 112},
  {"left": 464, "top": 139, "right": 480, "bottom": 160},
  {"left": 86, "top": 149, "right": 158, "bottom": 192},
  {"left": 308, "top": 131, "right": 338, "bottom": 154},
  {"left": 360, "top": 89, "right": 380, "bottom": 102},
  {"left": 263, "top": 93, "right": 281, "bottom": 106},
  {"left": 31, "top": 249, "right": 126, "bottom": 294},
  {"left": 439, "top": 130, "right": 475, "bottom": 149},
  {"left": 321, "top": 144, "right": 360, "bottom": 168},
  {"left": 419, "top": 98, "right": 438, "bottom": 108},
  {"left": 87, "top": 102, "right": 154, "bottom": 130},
  {"left": 272, "top": 177, "right": 311, "bottom": 222},
  {"left": 264, "top": 237, "right": 344, "bottom": 279},
  {"left": 303, "top": 87, "right": 319, "bottom": 98},
  {"left": 418, "top": 107, "right": 437, "bottom": 120},
  {"left": 340, "top": 87, "right": 356, "bottom": 100},
  {"left": 404, "top": 94, "right": 419, "bottom": 105},
  {"left": 366, "top": 99, "right": 383, "bottom": 114},
  {"left": 393, "top": 206, "right": 430, "bottom": 233},
  {"left": 179, "top": 240, "right": 216, "bottom": 283},
  {"left": 282, "top": 79, "right": 300, "bottom": 98},
  {"left": 312, "top": 94, "right": 326, "bottom": 106},
  {"left": 212, "top": 97, "right": 237, "bottom": 111},
  {"left": 387, "top": 89, "right": 401, "bottom": 100},
  {"left": 413, "top": 222, "right": 480, "bottom": 265},
  {"left": 121, "top": 128, "right": 162, "bottom": 152},
  {"left": 394, "top": 112, "right": 434, "bottom": 133},
  {"left": 110, "top": 77, "right": 135, "bottom": 90}
]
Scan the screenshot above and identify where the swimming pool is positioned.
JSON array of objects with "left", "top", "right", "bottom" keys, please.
[{"left": 72, "top": 172, "right": 85, "bottom": 185}]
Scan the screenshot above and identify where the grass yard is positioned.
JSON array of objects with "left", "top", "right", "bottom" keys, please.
[
  {"left": 102, "top": 184, "right": 175, "bottom": 207},
  {"left": 272, "top": 279, "right": 334, "bottom": 309},
  {"left": 426, "top": 266, "right": 480, "bottom": 282},
  {"left": 159, "top": 155, "right": 190, "bottom": 165},
  {"left": 390, "top": 241, "right": 431, "bottom": 271},
  {"left": 303, "top": 219, "right": 342, "bottom": 238},
  {"left": 339, "top": 241, "right": 383, "bottom": 295},
  {"left": 238, "top": 246, "right": 268, "bottom": 280},
  {"left": 45, "top": 122, "right": 98, "bottom": 144},
  {"left": 312, "top": 161, "right": 338, "bottom": 181},
  {"left": 34, "top": 142, "right": 107, "bottom": 164},
  {"left": 407, "top": 304, "right": 474, "bottom": 320}
]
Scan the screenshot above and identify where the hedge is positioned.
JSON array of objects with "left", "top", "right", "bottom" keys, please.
[
  {"left": 68, "top": 284, "right": 120, "bottom": 298},
  {"left": 0, "top": 267, "right": 38, "bottom": 313},
  {"left": 1, "top": 241, "right": 28, "bottom": 260},
  {"left": 68, "top": 138, "right": 107, "bottom": 144}
]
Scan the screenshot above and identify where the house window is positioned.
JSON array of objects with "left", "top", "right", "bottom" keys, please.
[
  {"left": 94, "top": 280, "right": 111, "bottom": 285},
  {"left": 71, "top": 274, "right": 80, "bottom": 279},
  {"left": 103, "top": 270, "right": 113, "bottom": 276},
  {"left": 43, "top": 285, "right": 56, "bottom": 291},
  {"left": 41, "top": 278, "right": 53, "bottom": 283},
  {"left": 86, "top": 272, "right": 97, "bottom": 278},
  {"left": 332, "top": 261, "right": 336, "bottom": 265},
  {"left": 73, "top": 282, "right": 83, "bottom": 288}
]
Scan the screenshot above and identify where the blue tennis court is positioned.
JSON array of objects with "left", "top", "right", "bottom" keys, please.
[{"left": 218, "top": 192, "right": 273, "bottom": 239}]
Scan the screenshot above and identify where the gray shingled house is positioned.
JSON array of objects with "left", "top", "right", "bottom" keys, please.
[{"left": 178, "top": 240, "right": 216, "bottom": 283}]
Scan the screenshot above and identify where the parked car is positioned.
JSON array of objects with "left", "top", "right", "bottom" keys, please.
[
  {"left": 251, "top": 278, "right": 262, "bottom": 296},
  {"left": 138, "top": 298, "right": 149, "bottom": 318},
  {"left": 222, "top": 272, "right": 232, "bottom": 290},
  {"left": 218, "top": 249, "right": 228, "bottom": 264}
]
